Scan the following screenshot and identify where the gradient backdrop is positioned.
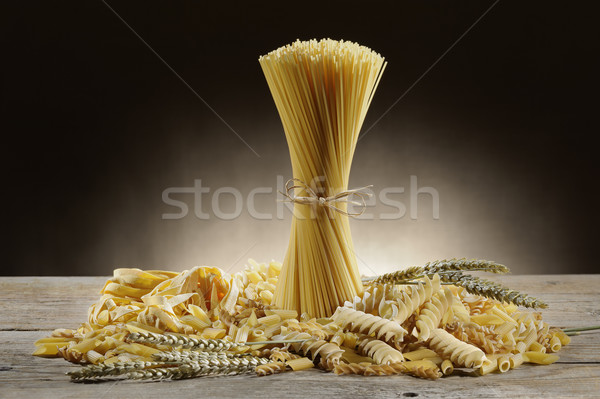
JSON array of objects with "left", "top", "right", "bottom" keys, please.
[{"left": 2, "top": 1, "right": 598, "bottom": 276}]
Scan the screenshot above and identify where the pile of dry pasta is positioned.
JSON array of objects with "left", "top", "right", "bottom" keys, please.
[{"left": 33, "top": 259, "right": 570, "bottom": 381}]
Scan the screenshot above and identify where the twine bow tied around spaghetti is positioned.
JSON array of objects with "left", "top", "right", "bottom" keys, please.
[{"left": 279, "top": 178, "right": 373, "bottom": 217}]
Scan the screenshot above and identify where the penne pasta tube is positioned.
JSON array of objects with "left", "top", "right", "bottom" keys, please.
[
  {"left": 523, "top": 352, "right": 559, "bottom": 365},
  {"left": 32, "top": 342, "right": 70, "bottom": 357},
  {"left": 497, "top": 356, "right": 510, "bottom": 373},
  {"left": 529, "top": 342, "right": 546, "bottom": 353},
  {"left": 403, "top": 348, "right": 438, "bottom": 361},
  {"left": 265, "top": 309, "right": 298, "bottom": 320},
  {"left": 478, "top": 356, "right": 498, "bottom": 375},
  {"left": 549, "top": 335, "right": 562, "bottom": 353},
  {"left": 441, "top": 359, "right": 454, "bottom": 375},
  {"left": 509, "top": 353, "right": 524, "bottom": 369},
  {"left": 286, "top": 357, "right": 315, "bottom": 371},
  {"left": 200, "top": 328, "right": 227, "bottom": 340},
  {"left": 125, "top": 321, "right": 163, "bottom": 334},
  {"left": 258, "top": 314, "right": 281, "bottom": 326}
]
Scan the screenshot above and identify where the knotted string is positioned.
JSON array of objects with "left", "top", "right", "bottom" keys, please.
[{"left": 279, "top": 178, "right": 372, "bottom": 217}]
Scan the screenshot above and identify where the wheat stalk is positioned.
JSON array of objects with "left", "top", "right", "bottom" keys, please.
[
  {"left": 69, "top": 356, "right": 270, "bottom": 381},
  {"left": 128, "top": 357, "right": 270, "bottom": 380},
  {"left": 127, "top": 332, "right": 305, "bottom": 351},
  {"left": 126, "top": 332, "right": 243, "bottom": 351},
  {"left": 68, "top": 360, "right": 168, "bottom": 380},
  {"left": 366, "top": 258, "right": 509, "bottom": 285},
  {"left": 363, "top": 259, "right": 544, "bottom": 308},
  {"left": 439, "top": 272, "right": 547, "bottom": 308},
  {"left": 423, "top": 258, "right": 509, "bottom": 275},
  {"left": 152, "top": 350, "right": 249, "bottom": 362}
]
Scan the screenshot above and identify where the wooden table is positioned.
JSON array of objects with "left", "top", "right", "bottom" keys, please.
[{"left": 1, "top": 275, "right": 599, "bottom": 398}]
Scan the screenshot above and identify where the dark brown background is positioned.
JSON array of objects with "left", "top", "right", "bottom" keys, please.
[{"left": 1, "top": 1, "right": 598, "bottom": 276}]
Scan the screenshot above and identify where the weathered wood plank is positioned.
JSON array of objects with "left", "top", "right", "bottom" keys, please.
[
  {"left": 1, "top": 359, "right": 599, "bottom": 399},
  {"left": 0, "top": 277, "right": 106, "bottom": 330},
  {"left": 1, "top": 275, "right": 599, "bottom": 398}
]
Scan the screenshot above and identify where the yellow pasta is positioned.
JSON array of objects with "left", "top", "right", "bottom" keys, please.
[
  {"left": 286, "top": 318, "right": 332, "bottom": 340},
  {"left": 450, "top": 296, "right": 471, "bottom": 323},
  {"left": 248, "top": 330, "right": 265, "bottom": 341},
  {"left": 68, "top": 338, "right": 100, "bottom": 354},
  {"left": 412, "top": 288, "right": 453, "bottom": 341},
  {"left": 34, "top": 336, "right": 75, "bottom": 345},
  {"left": 270, "top": 348, "right": 301, "bottom": 363},
  {"left": 470, "top": 314, "right": 505, "bottom": 326},
  {"left": 263, "top": 321, "right": 284, "bottom": 339},
  {"left": 549, "top": 335, "right": 562, "bottom": 352},
  {"left": 277, "top": 331, "right": 344, "bottom": 370},
  {"left": 332, "top": 307, "right": 407, "bottom": 347},
  {"left": 256, "top": 361, "right": 287, "bottom": 376},
  {"left": 552, "top": 329, "right": 571, "bottom": 346},
  {"left": 333, "top": 361, "right": 441, "bottom": 379},
  {"left": 179, "top": 315, "right": 210, "bottom": 332},
  {"left": 447, "top": 321, "right": 509, "bottom": 355},
  {"left": 403, "top": 348, "right": 438, "bottom": 361},
  {"left": 429, "top": 328, "right": 489, "bottom": 369},
  {"left": 494, "top": 321, "right": 517, "bottom": 337},
  {"left": 201, "top": 328, "right": 227, "bottom": 340},
  {"left": 287, "top": 357, "right": 315, "bottom": 371},
  {"left": 490, "top": 306, "right": 518, "bottom": 325},
  {"left": 394, "top": 275, "right": 441, "bottom": 324},
  {"left": 260, "top": 39, "right": 386, "bottom": 318},
  {"left": 523, "top": 352, "right": 559, "bottom": 365},
  {"left": 509, "top": 353, "right": 524, "bottom": 369},
  {"left": 497, "top": 355, "right": 511, "bottom": 373},
  {"left": 440, "top": 359, "right": 453, "bottom": 375},
  {"left": 478, "top": 356, "right": 498, "bottom": 375},
  {"left": 330, "top": 331, "right": 346, "bottom": 347},
  {"left": 357, "top": 336, "right": 404, "bottom": 365},
  {"left": 521, "top": 324, "right": 538, "bottom": 351},
  {"left": 85, "top": 350, "right": 105, "bottom": 364},
  {"left": 339, "top": 331, "right": 360, "bottom": 349},
  {"left": 399, "top": 360, "right": 443, "bottom": 380},
  {"left": 341, "top": 348, "right": 375, "bottom": 364},
  {"left": 32, "top": 342, "right": 71, "bottom": 357},
  {"left": 257, "top": 314, "right": 281, "bottom": 326},
  {"left": 529, "top": 342, "right": 546, "bottom": 353},
  {"left": 267, "top": 261, "right": 282, "bottom": 278},
  {"left": 33, "top": 256, "right": 571, "bottom": 383},
  {"left": 265, "top": 309, "right": 298, "bottom": 320},
  {"left": 333, "top": 362, "right": 372, "bottom": 375},
  {"left": 345, "top": 284, "right": 392, "bottom": 316},
  {"left": 116, "top": 343, "right": 160, "bottom": 358}
]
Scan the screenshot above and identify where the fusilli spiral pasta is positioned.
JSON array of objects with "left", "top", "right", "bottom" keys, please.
[
  {"left": 275, "top": 331, "right": 343, "bottom": 370},
  {"left": 333, "top": 361, "right": 441, "bottom": 379},
  {"left": 269, "top": 348, "right": 301, "bottom": 363},
  {"left": 333, "top": 362, "right": 371, "bottom": 375},
  {"left": 428, "top": 328, "right": 489, "bottom": 369},
  {"left": 446, "top": 321, "right": 508, "bottom": 354},
  {"left": 255, "top": 361, "right": 287, "bottom": 376},
  {"left": 345, "top": 284, "right": 403, "bottom": 316},
  {"left": 393, "top": 274, "right": 441, "bottom": 324},
  {"left": 385, "top": 359, "right": 442, "bottom": 379},
  {"left": 412, "top": 288, "right": 453, "bottom": 341},
  {"left": 332, "top": 307, "right": 407, "bottom": 347},
  {"left": 357, "top": 336, "right": 404, "bottom": 365}
]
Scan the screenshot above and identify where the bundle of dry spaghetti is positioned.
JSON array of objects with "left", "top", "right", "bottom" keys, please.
[
  {"left": 33, "top": 258, "right": 574, "bottom": 382},
  {"left": 259, "top": 39, "right": 387, "bottom": 318}
]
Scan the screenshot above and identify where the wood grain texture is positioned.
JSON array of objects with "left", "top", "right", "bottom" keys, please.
[{"left": 1, "top": 274, "right": 599, "bottom": 398}]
